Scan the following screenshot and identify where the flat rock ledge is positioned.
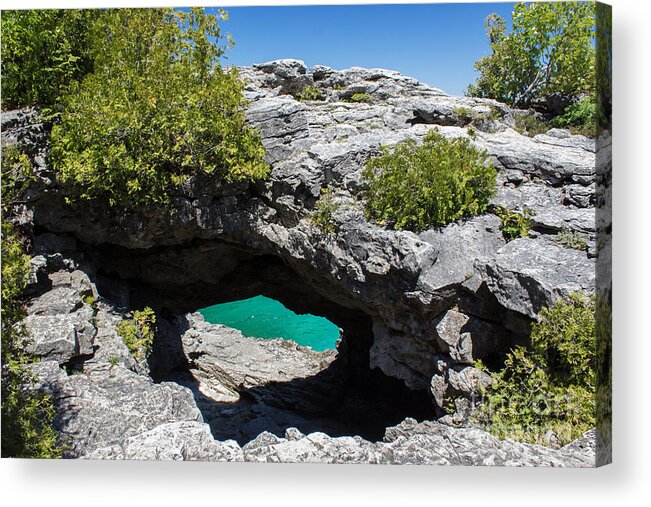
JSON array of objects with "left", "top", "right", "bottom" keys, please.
[{"left": 84, "top": 418, "right": 596, "bottom": 467}]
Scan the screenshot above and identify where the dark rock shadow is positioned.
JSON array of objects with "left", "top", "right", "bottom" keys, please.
[{"left": 151, "top": 315, "right": 436, "bottom": 446}]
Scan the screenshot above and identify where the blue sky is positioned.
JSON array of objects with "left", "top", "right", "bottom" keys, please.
[{"left": 211, "top": 3, "right": 516, "bottom": 96}]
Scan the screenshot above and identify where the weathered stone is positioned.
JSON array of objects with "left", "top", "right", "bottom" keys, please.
[
  {"left": 381, "top": 419, "right": 594, "bottom": 466},
  {"left": 30, "top": 361, "right": 203, "bottom": 457},
  {"left": 481, "top": 238, "right": 595, "bottom": 318},
  {"left": 434, "top": 309, "right": 511, "bottom": 364},
  {"left": 173, "top": 312, "right": 336, "bottom": 392},
  {"left": 85, "top": 421, "right": 243, "bottom": 461},
  {"left": 24, "top": 308, "right": 96, "bottom": 363},
  {"left": 430, "top": 359, "right": 493, "bottom": 410},
  {"left": 254, "top": 59, "right": 307, "bottom": 79}
]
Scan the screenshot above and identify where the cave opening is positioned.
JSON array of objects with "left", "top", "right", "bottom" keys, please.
[{"left": 86, "top": 238, "right": 438, "bottom": 445}]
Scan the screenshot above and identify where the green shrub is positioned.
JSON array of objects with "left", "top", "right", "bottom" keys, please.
[
  {"left": 308, "top": 186, "right": 339, "bottom": 234},
  {"left": 555, "top": 227, "right": 588, "bottom": 251},
  {"left": 362, "top": 130, "right": 496, "bottom": 233},
  {"left": 475, "top": 293, "right": 596, "bottom": 446},
  {"left": 1, "top": 221, "right": 62, "bottom": 458},
  {"left": 488, "top": 106, "right": 503, "bottom": 121},
  {"left": 514, "top": 113, "right": 550, "bottom": 137},
  {"left": 50, "top": 8, "right": 268, "bottom": 208},
  {"left": 495, "top": 206, "right": 533, "bottom": 241},
  {"left": 453, "top": 106, "right": 472, "bottom": 121},
  {"left": 1, "top": 145, "right": 36, "bottom": 212},
  {"left": 1, "top": 9, "right": 97, "bottom": 109},
  {"left": 297, "top": 85, "right": 322, "bottom": 101},
  {"left": 117, "top": 307, "right": 156, "bottom": 361},
  {"left": 345, "top": 93, "right": 371, "bottom": 103},
  {"left": 551, "top": 97, "right": 597, "bottom": 138}
]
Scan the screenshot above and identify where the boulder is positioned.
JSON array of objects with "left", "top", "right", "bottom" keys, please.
[
  {"left": 481, "top": 238, "right": 595, "bottom": 318},
  {"left": 434, "top": 309, "right": 511, "bottom": 364}
]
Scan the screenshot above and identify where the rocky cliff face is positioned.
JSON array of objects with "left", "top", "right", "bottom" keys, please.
[{"left": 5, "top": 59, "right": 603, "bottom": 465}]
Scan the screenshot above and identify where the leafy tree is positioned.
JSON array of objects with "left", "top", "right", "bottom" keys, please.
[
  {"left": 362, "top": 130, "right": 496, "bottom": 233},
  {"left": 1, "top": 9, "right": 97, "bottom": 109},
  {"left": 475, "top": 293, "right": 596, "bottom": 446},
  {"left": 50, "top": 8, "right": 268, "bottom": 208},
  {"left": 468, "top": 2, "right": 596, "bottom": 108}
]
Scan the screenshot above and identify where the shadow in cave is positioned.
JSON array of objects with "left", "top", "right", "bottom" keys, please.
[{"left": 150, "top": 313, "right": 437, "bottom": 447}]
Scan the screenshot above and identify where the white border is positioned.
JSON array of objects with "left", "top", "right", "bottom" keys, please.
[{"left": 2, "top": 1, "right": 650, "bottom": 505}]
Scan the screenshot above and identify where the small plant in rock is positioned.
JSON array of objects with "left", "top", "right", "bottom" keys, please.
[
  {"left": 555, "top": 227, "right": 588, "bottom": 251},
  {"left": 495, "top": 206, "right": 533, "bottom": 241},
  {"left": 514, "top": 113, "right": 550, "bottom": 137},
  {"left": 117, "top": 307, "right": 156, "bottom": 361},
  {"left": 453, "top": 106, "right": 473, "bottom": 122},
  {"left": 83, "top": 295, "right": 96, "bottom": 306},
  {"left": 474, "top": 293, "right": 596, "bottom": 446},
  {"left": 308, "top": 186, "right": 339, "bottom": 234},
  {"left": 488, "top": 105, "right": 503, "bottom": 121},
  {"left": 107, "top": 356, "right": 120, "bottom": 367},
  {"left": 1, "top": 145, "right": 36, "bottom": 211},
  {"left": 467, "top": 127, "right": 478, "bottom": 140},
  {"left": 296, "top": 85, "right": 322, "bottom": 101},
  {"left": 362, "top": 130, "right": 496, "bottom": 233},
  {"left": 345, "top": 93, "right": 372, "bottom": 103}
]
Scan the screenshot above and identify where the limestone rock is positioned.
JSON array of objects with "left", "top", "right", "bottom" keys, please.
[
  {"left": 434, "top": 309, "right": 510, "bottom": 365},
  {"left": 30, "top": 361, "right": 203, "bottom": 457},
  {"left": 85, "top": 421, "right": 243, "bottom": 461},
  {"left": 481, "top": 238, "right": 595, "bottom": 318},
  {"left": 23, "top": 268, "right": 99, "bottom": 364},
  {"left": 381, "top": 419, "right": 594, "bottom": 467}
]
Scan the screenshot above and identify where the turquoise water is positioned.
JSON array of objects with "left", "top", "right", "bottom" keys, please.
[{"left": 198, "top": 295, "right": 340, "bottom": 351}]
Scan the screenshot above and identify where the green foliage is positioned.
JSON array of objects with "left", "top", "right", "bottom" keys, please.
[
  {"left": 308, "top": 186, "right": 339, "bottom": 234},
  {"left": 1, "top": 9, "right": 97, "bottom": 109},
  {"left": 453, "top": 106, "right": 472, "bottom": 121},
  {"left": 296, "top": 85, "right": 322, "bottom": 101},
  {"left": 514, "top": 113, "right": 551, "bottom": 137},
  {"left": 555, "top": 227, "right": 588, "bottom": 251},
  {"left": 551, "top": 97, "right": 597, "bottom": 138},
  {"left": 362, "top": 131, "right": 496, "bottom": 233},
  {"left": 117, "top": 307, "right": 156, "bottom": 361},
  {"left": 495, "top": 206, "right": 533, "bottom": 241},
  {"left": 1, "top": 222, "right": 62, "bottom": 458},
  {"left": 107, "top": 356, "right": 120, "bottom": 367},
  {"left": 1, "top": 145, "right": 36, "bottom": 212},
  {"left": 468, "top": 2, "right": 595, "bottom": 107},
  {"left": 83, "top": 295, "right": 96, "bottom": 306},
  {"left": 345, "top": 93, "right": 372, "bottom": 103},
  {"left": 49, "top": 8, "right": 268, "bottom": 208},
  {"left": 475, "top": 294, "right": 596, "bottom": 446}
]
